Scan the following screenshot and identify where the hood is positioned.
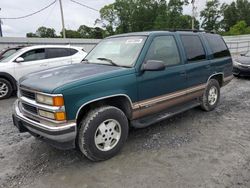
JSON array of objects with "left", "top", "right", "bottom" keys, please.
[
  {"left": 235, "top": 55, "right": 250, "bottom": 65},
  {"left": 19, "top": 63, "right": 133, "bottom": 93}
]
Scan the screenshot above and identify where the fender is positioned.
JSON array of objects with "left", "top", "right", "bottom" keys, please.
[{"left": 0, "top": 72, "right": 17, "bottom": 90}]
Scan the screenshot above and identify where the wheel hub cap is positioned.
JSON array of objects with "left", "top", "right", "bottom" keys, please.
[
  {"left": 94, "top": 119, "right": 121, "bottom": 151},
  {"left": 0, "top": 82, "right": 8, "bottom": 98},
  {"left": 208, "top": 86, "right": 218, "bottom": 105}
]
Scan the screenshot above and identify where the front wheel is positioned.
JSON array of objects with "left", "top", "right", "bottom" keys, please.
[
  {"left": 0, "top": 78, "right": 13, "bottom": 100},
  {"left": 200, "top": 79, "right": 220, "bottom": 111},
  {"left": 77, "top": 106, "right": 129, "bottom": 161}
]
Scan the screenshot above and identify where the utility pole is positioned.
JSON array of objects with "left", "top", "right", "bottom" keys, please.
[
  {"left": 59, "top": 0, "right": 66, "bottom": 38},
  {"left": 191, "top": 0, "right": 196, "bottom": 30},
  {"left": 0, "top": 8, "right": 3, "bottom": 37}
]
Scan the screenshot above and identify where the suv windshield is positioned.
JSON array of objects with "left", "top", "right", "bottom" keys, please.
[
  {"left": 85, "top": 36, "right": 147, "bottom": 67},
  {"left": 0, "top": 48, "right": 25, "bottom": 63}
]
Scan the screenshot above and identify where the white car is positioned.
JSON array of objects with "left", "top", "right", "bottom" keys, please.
[{"left": 0, "top": 45, "right": 87, "bottom": 99}]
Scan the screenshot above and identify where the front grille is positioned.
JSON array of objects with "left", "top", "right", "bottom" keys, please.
[
  {"left": 22, "top": 103, "right": 38, "bottom": 114},
  {"left": 20, "top": 89, "right": 36, "bottom": 100}
]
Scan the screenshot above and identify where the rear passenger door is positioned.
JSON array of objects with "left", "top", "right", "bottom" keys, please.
[
  {"left": 180, "top": 34, "right": 212, "bottom": 88},
  {"left": 45, "top": 48, "right": 72, "bottom": 68}
]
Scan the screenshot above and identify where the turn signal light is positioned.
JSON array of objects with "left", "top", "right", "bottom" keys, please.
[{"left": 55, "top": 112, "right": 66, "bottom": 121}]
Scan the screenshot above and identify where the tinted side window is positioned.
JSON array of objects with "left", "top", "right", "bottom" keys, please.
[
  {"left": 205, "top": 34, "right": 230, "bottom": 58},
  {"left": 46, "top": 48, "right": 70, "bottom": 59},
  {"left": 145, "top": 36, "right": 180, "bottom": 66},
  {"left": 181, "top": 35, "right": 206, "bottom": 62},
  {"left": 21, "top": 49, "right": 45, "bottom": 62},
  {"left": 69, "top": 48, "right": 78, "bottom": 55}
]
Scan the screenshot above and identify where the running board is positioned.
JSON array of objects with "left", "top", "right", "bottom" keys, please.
[{"left": 130, "top": 100, "right": 200, "bottom": 129}]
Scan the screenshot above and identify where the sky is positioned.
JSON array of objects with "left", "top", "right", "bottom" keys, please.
[{"left": 0, "top": 0, "right": 233, "bottom": 37}]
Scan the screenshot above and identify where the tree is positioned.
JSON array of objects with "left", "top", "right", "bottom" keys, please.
[
  {"left": 26, "top": 32, "right": 38, "bottom": 38},
  {"left": 221, "top": 0, "right": 250, "bottom": 32},
  {"left": 167, "top": 0, "right": 189, "bottom": 29},
  {"left": 36, "top": 26, "right": 57, "bottom": 38},
  {"left": 99, "top": 4, "right": 117, "bottom": 35},
  {"left": 78, "top": 25, "right": 104, "bottom": 39},
  {"left": 221, "top": 2, "right": 238, "bottom": 31},
  {"left": 200, "top": 0, "right": 221, "bottom": 31},
  {"left": 227, "top": 20, "right": 250, "bottom": 35},
  {"left": 60, "top": 29, "right": 81, "bottom": 38}
]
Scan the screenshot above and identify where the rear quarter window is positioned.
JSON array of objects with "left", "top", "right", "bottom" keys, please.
[
  {"left": 46, "top": 48, "right": 70, "bottom": 59},
  {"left": 69, "top": 48, "right": 78, "bottom": 55},
  {"left": 180, "top": 35, "right": 206, "bottom": 62},
  {"left": 205, "top": 34, "right": 230, "bottom": 58}
]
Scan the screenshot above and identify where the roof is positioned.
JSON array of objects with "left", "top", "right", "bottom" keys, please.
[
  {"left": 21, "top": 44, "right": 84, "bottom": 51},
  {"left": 107, "top": 30, "right": 216, "bottom": 39}
]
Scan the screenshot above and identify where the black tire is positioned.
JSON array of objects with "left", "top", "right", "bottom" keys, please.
[
  {"left": 77, "top": 106, "right": 129, "bottom": 161},
  {"left": 0, "top": 78, "right": 13, "bottom": 100},
  {"left": 200, "top": 79, "right": 220, "bottom": 111}
]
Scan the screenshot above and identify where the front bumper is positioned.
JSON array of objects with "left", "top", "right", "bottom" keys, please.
[
  {"left": 233, "top": 65, "right": 250, "bottom": 76},
  {"left": 12, "top": 100, "right": 77, "bottom": 149}
]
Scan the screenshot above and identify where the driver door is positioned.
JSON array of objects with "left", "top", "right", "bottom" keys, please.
[
  {"left": 136, "top": 35, "right": 187, "bottom": 118},
  {"left": 14, "top": 48, "right": 48, "bottom": 80}
]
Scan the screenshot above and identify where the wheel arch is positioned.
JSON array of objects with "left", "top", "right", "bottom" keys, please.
[
  {"left": 0, "top": 72, "right": 17, "bottom": 90},
  {"left": 76, "top": 94, "right": 134, "bottom": 125},
  {"left": 207, "top": 73, "right": 223, "bottom": 87}
]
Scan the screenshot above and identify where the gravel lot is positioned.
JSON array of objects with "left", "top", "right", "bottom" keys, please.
[{"left": 0, "top": 77, "right": 250, "bottom": 188}]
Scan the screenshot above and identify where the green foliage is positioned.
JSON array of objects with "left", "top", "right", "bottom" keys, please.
[
  {"left": 36, "top": 26, "right": 57, "bottom": 38},
  {"left": 61, "top": 29, "right": 81, "bottom": 38},
  {"left": 26, "top": 32, "right": 38, "bottom": 38},
  {"left": 99, "top": 0, "right": 198, "bottom": 35},
  {"left": 226, "top": 20, "right": 250, "bottom": 35},
  {"left": 78, "top": 25, "right": 104, "bottom": 39},
  {"left": 200, "top": 0, "right": 221, "bottom": 32},
  {"left": 26, "top": 0, "right": 250, "bottom": 38},
  {"left": 221, "top": 0, "right": 250, "bottom": 32}
]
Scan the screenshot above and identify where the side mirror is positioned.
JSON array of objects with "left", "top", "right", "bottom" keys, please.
[
  {"left": 142, "top": 60, "right": 165, "bottom": 71},
  {"left": 15, "top": 57, "right": 24, "bottom": 63}
]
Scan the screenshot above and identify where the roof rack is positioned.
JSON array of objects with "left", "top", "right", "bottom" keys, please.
[
  {"left": 152, "top": 29, "right": 216, "bottom": 34},
  {"left": 171, "top": 29, "right": 216, "bottom": 34}
]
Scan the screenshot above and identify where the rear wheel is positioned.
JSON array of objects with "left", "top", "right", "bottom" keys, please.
[
  {"left": 77, "top": 106, "right": 129, "bottom": 161},
  {"left": 200, "top": 79, "right": 220, "bottom": 111},
  {"left": 0, "top": 78, "right": 13, "bottom": 100}
]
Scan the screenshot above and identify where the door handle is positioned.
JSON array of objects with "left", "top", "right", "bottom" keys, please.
[
  {"left": 40, "top": 64, "right": 48, "bottom": 67},
  {"left": 180, "top": 71, "right": 186, "bottom": 76}
]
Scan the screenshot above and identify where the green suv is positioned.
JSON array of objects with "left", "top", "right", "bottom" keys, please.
[{"left": 13, "top": 31, "right": 233, "bottom": 161}]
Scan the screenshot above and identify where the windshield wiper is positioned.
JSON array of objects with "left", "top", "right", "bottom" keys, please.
[{"left": 97, "top": 57, "right": 119, "bottom": 67}]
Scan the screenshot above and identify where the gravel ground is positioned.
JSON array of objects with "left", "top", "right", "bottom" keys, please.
[{"left": 0, "top": 77, "right": 250, "bottom": 188}]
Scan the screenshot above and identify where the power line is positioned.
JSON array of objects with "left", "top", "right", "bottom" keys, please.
[
  {"left": 0, "top": 0, "right": 57, "bottom": 20},
  {"left": 70, "top": 0, "right": 99, "bottom": 12}
]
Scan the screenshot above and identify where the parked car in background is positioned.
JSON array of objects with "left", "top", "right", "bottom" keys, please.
[
  {"left": 12, "top": 31, "right": 233, "bottom": 161},
  {"left": 233, "top": 52, "right": 250, "bottom": 77},
  {"left": 0, "top": 46, "right": 25, "bottom": 61},
  {"left": 0, "top": 45, "right": 87, "bottom": 99}
]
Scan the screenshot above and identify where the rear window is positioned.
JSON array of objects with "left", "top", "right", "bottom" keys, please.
[
  {"left": 205, "top": 34, "right": 230, "bottom": 58},
  {"left": 46, "top": 48, "right": 70, "bottom": 59},
  {"left": 180, "top": 35, "right": 206, "bottom": 62}
]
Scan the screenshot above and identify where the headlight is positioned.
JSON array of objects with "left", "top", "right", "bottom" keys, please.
[
  {"left": 38, "top": 109, "right": 66, "bottom": 121},
  {"left": 36, "top": 94, "right": 64, "bottom": 106}
]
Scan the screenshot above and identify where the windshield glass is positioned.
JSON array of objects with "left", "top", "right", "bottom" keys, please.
[
  {"left": 0, "top": 48, "right": 24, "bottom": 62},
  {"left": 85, "top": 36, "right": 147, "bottom": 67}
]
